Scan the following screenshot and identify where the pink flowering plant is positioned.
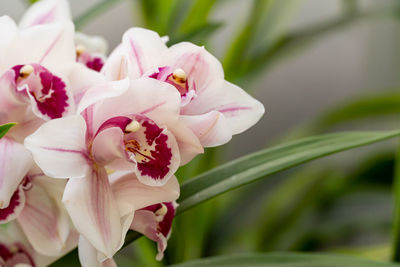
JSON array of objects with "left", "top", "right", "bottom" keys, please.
[{"left": 2, "top": 0, "right": 400, "bottom": 266}]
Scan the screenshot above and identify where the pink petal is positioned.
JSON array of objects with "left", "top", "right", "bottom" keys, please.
[
  {"left": 0, "top": 184, "right": 26, "bottom": 224},
  {"left": 0, "top": 17, "right": 18, "bottom": 71},
  {"left": 183, "top": 79, "right": 265, "bottom": 135},
  {"left": 91, "top": 78, "right": 180, "bottom": 134},
  {"left": 181, "top": 111, "right": 232, "bottom": 147},
  {"left": 0, "top": 70, "right": 27, "bottom": 125},
  {"left": 163, "top": 42, "right": 224, "bottom": 93},
  {"left": 19, "top": 0, "right": 71, "bottom": 28},
  {"left": 101, "top": 44, "right": 129, "bottom": 81},
  {"left": 169, "top": 121, "right": 203, "bottom": 165},
  {"left": 63, "top": 167, "right": 129, "bottom": 258},
  {"left": 0, "top": 138, "right": 32, "bottom": 208},
  {"left": 131, "top": 202, "right": 177, "bottom": 261},
  {"left": 76, "top": 77, "right": 130, "bottom": 115},
  {"left": 17, "top": 177, "right": 70, "bottom": 256},
  {"left": 112, "top": 173, "right": 179, "bottom": 215},
  {"left": 7, "top": 22, "right": 75, "bottom": 74},
  {"left": 121, "top": 28, "right": 168, "bottom": 78},
  {"left": 24, "top": 115, "right": 90, "bottom": 179}
]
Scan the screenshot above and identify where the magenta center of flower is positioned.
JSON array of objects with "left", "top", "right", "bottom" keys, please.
[
  {"left": 0, "top": 242, "right": 35, "bottom": 267},
  {"left": 149, "top": 67, "right": 190, "bottom": 96},
  {"left": 123, "top": 116, "right": 173, "bottom": 180},
  {"left": 76, "top": 45, "right": 104, "bottom": 72},
  {"left": 12, "top": 64, "right": 69, "bottom": 119}
]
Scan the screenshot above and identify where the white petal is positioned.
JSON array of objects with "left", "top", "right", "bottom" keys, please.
[
  {"left": 0, "top": 138, "right": 32, "bottom": 208},
  {"left": 19, "top": 0, "right": 71, "bottom": 28},
  {"left": 75, "top": 32, "right": 108, "bottom": 55},
  {"left": 181, "top": 111, "right": 232, "bottom": 147},
  {"left": 78, "top": 236, "right": 117, "bottom": 267},
  {"left": 63, "top": 167, "right": 127, "bottom": 258},
  {"left": 8, "top": 22, "right": 75, "bottom": 73},
  {"left": 183, "top": 79, "right": 265, "bottom": 135},
  {"left": 163, "top": 42, "right": 224, "bottom": 93},
  {"left": 24, "top": 115, "right": 90, "bottom": 179},
  {"left": 112, "top": 173, "right": 180, "bottom": 215},
  {"left": 122, "top": 27, "right": 168, "bottom": 78},
  {"left": 17, "top": 178, "right": 70, "bottom": 256}
]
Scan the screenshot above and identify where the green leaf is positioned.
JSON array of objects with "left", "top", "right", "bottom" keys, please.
[
  {"left": 239, "top": 6, "right": 399, "bottom": 84},
  {"left": 314, "top": 92, "right": 400, "bottom": 131},
  {"left": 178, "top": 130, "right": 400, "bottom": 213},
  {"left": 392, "top": 141, "right": 400, "bottom": 261},
  {"left": 178, "top": 0, "right": 217, "bottom": 33},
  {"left": 169, "top": 252, "right": 400, "bottom": 266},
  {"left": 0, "top": 123, "right": 16, "bottom": 139}
]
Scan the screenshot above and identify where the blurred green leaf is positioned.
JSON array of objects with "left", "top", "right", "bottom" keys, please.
[
  {"left": 74, "top": 0, "right": 124, "bottom": 30},
  {"left": 314, "top": 92, "right": 400, "bottom": 131},
  {"left": 178, "top": 130, "right": 400, "bottom": 213},
  {"left": 169, "top": 252, "right": 400, "bottom": 266},
  {"left": 239, "top": 6, "right": 400, "bottom": 84},
  {"left": 224, "top": 0, "right": 299, "bottom": 81},
  {"left": 0, "top": 123, "right": 16, "bottom": 139},
  {"left": 392, "top": 141, "right": 400, "bottom": 261},
  {"left": 178, "top": 0, "right": 217, "bottom": 33}
]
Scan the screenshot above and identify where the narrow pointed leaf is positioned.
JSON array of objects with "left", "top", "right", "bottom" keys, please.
[
  {"left": 0, "top": 123, "right": 16, "bottom": 139},
  {"left": 178, "top": 130, "right": 400, "bottom": 213},
  {"left": 169, "top": 252, "right": 400, "bottom": 267}
]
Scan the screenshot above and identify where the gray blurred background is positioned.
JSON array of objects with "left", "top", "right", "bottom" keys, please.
[{"left": 2, "top": 0, "right": 400, "bottom": 157}]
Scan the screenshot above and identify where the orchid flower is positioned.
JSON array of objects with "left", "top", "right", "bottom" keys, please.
[
  {"left": 0, "top": 0, "right": 112, "bottom": 209},
  {"left": 25, "top": 77, "right": 188, "bottom": 263},
  {"left": 0, "top": 165, "right": 77, "bottom": 257},
  {"left": 103, "top": 27, "right": 265, "bottom": 149},
  {"left": 130, "top": 201, "right": 178, "bottom": 261},
  {"left": 0, "top": 220, "right": 77, "bottom": 267}
]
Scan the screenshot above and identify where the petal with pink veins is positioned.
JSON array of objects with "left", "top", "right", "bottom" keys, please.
[
  {"left": 17, "top": 177, "right": 70, "bottom": 256},
  {"left": 101, "top": 44, "right": 129, "bottom": 81},
  {"left": 24, "top": 115, "right": 89, "bottom": 179},
  {"left": 7, "top": 22, "right": 75, "bottom": 74},
  {"left": 91, "top": 78, "right": 180, "bottom": 133},
  {"left": 63, "top": 167, "right": 130, "bottom": 258},
  {"left": 19, "top": 0, "right": 71, "bottom": 28},
  {"left": 0, "top": 138, "right": 32, "bottom": 208},
  {"left": 112, "top": 173, "right": 179, "bottom": 215},
  {"left": 0, "top": 70, "right": 27, "bottom": 125},
  {"left": 181, "top": 111, "right": 232, "bottom": 147},
  {"left": 182, "top": 79, "right": 265, "bottom": 135},
  {"left": 131, "top": 202, "right": 178, "bottom": 261},
  {"left": 163, "top": 42, "right": 224, "bottom": 93},
  {"left": 121, "top": 28, "right": 168, "bottom": 78},
  {"left": 77, "top": 77, "right": 130, "bottom": 115}
]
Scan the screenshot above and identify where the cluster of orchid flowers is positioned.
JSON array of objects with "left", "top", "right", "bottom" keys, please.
[{"left": 0, "top": 0, "right": 264, "bottom": 266}]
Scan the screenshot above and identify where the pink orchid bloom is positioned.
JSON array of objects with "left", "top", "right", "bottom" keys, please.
[
  {"left": 0, "top": 221, "right": 77, "bottom": 267},
  {"left": 103, "top": 27, "right": 265, "bottom": 148},
  {"left": 130, "top": 201, "right": 178, "bottom": 261},
  {"left": 0, "top": 0, "right": 114, "bottom": 211},
  {"left": 75, "top": 32, "right": 107, "bottom": 72},
  {"left": 0, "top": 166, "right": 77, "bottom": 257},
  {"left": 25, "top": 78, "right": 187, "bottom": 261}
]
